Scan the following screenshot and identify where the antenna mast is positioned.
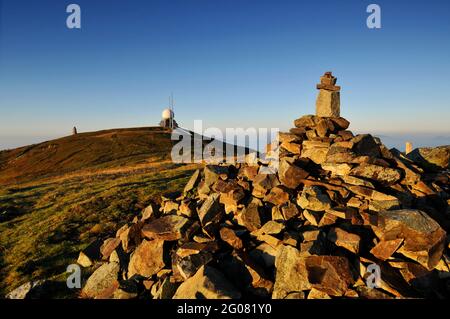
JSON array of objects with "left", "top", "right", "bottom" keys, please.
[{"left": 170, "top": 92, "right": 174, "bottom": 129}]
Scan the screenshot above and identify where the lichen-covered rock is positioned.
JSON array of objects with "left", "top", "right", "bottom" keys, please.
[
  {"left": 273, "top": 245, "right": 311, "bottom": 299},
  {"left": 82, "top": 262, "right": 120, "bottom": 299},
  {"left": 173, "top": 266, "right": 241, "bottom": 299},
  {"left": 127, "top": 239, "right": 166, "bottom": 278},
  {"left": 297, "top": 186, "right": 332, "bottom": 211},
  {"left": 371, "top": 210, "right": 446, "bottom": 270},
  {"left": 406, "top": 145, "right": 450, "bottom": 170},
  {"left": 350, "top": 163, "right": 401, "bottom": 185},
  {"left": 141, "top": 215, "right": 190, "bottom": 241}
]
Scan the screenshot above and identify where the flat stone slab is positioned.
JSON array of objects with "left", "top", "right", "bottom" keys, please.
[{"left": 142, "top": 215, "right": 190, "bottom": 241}]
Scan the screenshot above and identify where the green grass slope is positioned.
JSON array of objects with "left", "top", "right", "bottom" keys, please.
[{"left": 0, "top": 127, "right": 202, "bottom": 297}]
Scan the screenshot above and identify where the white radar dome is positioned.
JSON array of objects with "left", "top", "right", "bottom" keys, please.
[{"left": 162, "top": 108, "right": 174, "bottom": 120}]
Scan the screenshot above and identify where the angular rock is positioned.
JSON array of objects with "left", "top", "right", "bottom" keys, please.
[
  {"left": 372, "top": 210, "right": 446, "bottom": 270},
  {"left": 316, "top": 90, "right": 340, "bottom": 117},
  {"left": 174, "top": 242, "right": 215, "bottom": 280},
  {"left": 163, "top": 200, "right": 179, "bottom": 214},
  {"left": 301, "top": 141, "right": 330, "bottom": 164},
  {"left": 301, "top": 230, "right": 320, "bottom": 242},
  {"left": 204, "top": 165, "right": 229, "bottom": 187},
  {"left": 263, "top": 185, "right": 290, "bottom": 205},
  {"left": 406, "top": 145, "right": 450, "bottom": 170},
  {"left": 220, "top": 227, "right": 244, "bottom": 250},
  {"left": 394, "top": 157, "right": 421, "bottom": 185},
  {"left": 278, "top": 158, "right": 309, "bottom": 189},
  {"left": 330, "top": 117, "right": 350, "bottom": 130},
  {"left": 392, "top": 261, "right": 435, "bottom": 289},
  {"left": 252, "top": 173, "right": 280, "bottom": 197},
  {"left": 119, "top": 222, "right": 143, "bottom": 253},
  {"left": 306, "top": 129, "right": 318, "bottom": 140},
  {"left": 305, "top": 255, "right": 355, "bottom": 296},
  {"left": 256, "top": 233, "right": 282, "bottom": 248},
  {"left": 197, "top": 180, "right": 212, "bottom": 198},
  {"left": 307, "top": 288, "right": 331, "bottom": 299},
  {"left": 151, "top": 277, "right": 178, "bottom": 299},
  {"left": 100, "top": 238, "right": 121, "bottom": 261},
  {"left": 289, "top": 127, "right": 307, "bottom": 136},
  {"left": 273, "top": 245, "right": 311, "bottom": 299},
  {"left": 239, "top": 203, "right": 263, "bottom": 232},
  {"left": 214, "top": 180, "right": 245, "bottom": 210},
  {"left": 197, "top": 194, "right": 223, "bottom": 226},
  {"left": 128, "top": 239, "right": 166, "bottom": 278},
  {"left": 6, "top": 280, "right": 47, "bottom": 299},
  {"left": 340, "top": 175, "right": 374, "bottom": 188},
  {"left": 294, "top": 115, "right": 316, "bottom": 128},
  {"left": 83, "top": 262, "right": 120, "bottom": 299},
  {"left": 178, "top": 199, "right": 196, "bottom": 218},
  {"left": 322, "top": 163, "right": 352, "bottom": 176},
  {"left": 327, "top": 227, "right": 361, "bottom": 254},
  {"left": 141, "top": 215, "right": 190, "bottom": 241},
  {"left": 333, "top": 140, "right": 354, "bottom": 149},
  {"left": 337, "top": 130, "right": 354, "bottom": 141},
  {"left": 279, "top": 132, "right": 302, "bottom": 144},
  {"left": 281, "top": 201, "right": 300, "bottom": 220},
  {"left": 350, "top": 163, "right": 401, "bottom": 185},
  {"left": 297, "top": 186, "right": 332, "bottom": 211},
  {"left": 141, "top": 203, "right": 158, "bottom": 222},
  {"left": 411, "top": 181, "right": 436, "bottom": 197},
  {"left": 184, "top": 169, "right": 201, "bottom": 193},
  {"left": 77, "top": 239, "right": 102, "bottom": 268},
  {"left": 239, "top": 165, "right": 259, "bottom": 181},
  {"left": 299, "top": 239, "right": 326, "bottom": 256},
  {"left": 315, "top": 118, "right": 335, "bottom": 137},
  {"left": 280, "top": 141, "right": 302, "bottom": 154},
  {"left": 347, "top": 185, "right": 398, "bottom": 201},
  {"left": 356, "top": 286, "right": 392, "bottom": 299},
  {"left": 319, "top": 212, "right": 339, "bottom": 227},
  {"left": 326, "top": 148, "right": 356, "bottom": 163},
  {"left": 113, "top": 280, "right": 140, "bottom": 299},
  {"left": 351, "top": 134, "right": 381, "bottom": 157},
  {"left": 370, "top": 238, "right": 404, "bottom": 261},
  {"left": 257, "top": 220, "right": 285, "bottom": 236},
  {"left": 173, "top": 266, "right": 241, "bottom": 299},
  {"left": 303, "top": 209, "right": 323, "bottom": 226},
  {"left": 325, "top": 208, "right": 347, "bottom": 219}
]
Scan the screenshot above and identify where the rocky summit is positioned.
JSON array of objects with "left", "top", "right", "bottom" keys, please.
[{"left": 23, "top": 73, "right": 448, "bottom": 300}]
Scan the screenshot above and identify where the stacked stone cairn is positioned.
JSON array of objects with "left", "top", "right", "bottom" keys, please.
[{"left": 77, "top": 73, "right": 450, "bottom": 299}]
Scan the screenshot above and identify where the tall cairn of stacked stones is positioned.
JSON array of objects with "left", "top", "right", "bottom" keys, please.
[
  {"left": 72, "top": 72, "right": 450, "bottom": 301},
  {"left": 316, "top": 71, "right": 340, "bottom": 117}
]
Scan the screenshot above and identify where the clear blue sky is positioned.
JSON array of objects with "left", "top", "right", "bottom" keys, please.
[{"left": 0, "top": 0, "right": 449, "bottom": 150}]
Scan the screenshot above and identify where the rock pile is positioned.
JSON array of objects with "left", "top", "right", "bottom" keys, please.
[
  {"left": 76, "top": 74, "right": 450, "bottom": 299},
  {"left": 77, "top": 118, "right": 450, "bottom": 299},
  {"left": 406, "top": 145, "right": 450, "bottom": 171}
]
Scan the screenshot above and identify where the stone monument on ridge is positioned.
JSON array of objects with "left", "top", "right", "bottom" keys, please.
[
  {"left": 405, "top": 141, "right": 413, "bottom": 155},
  {"left": 72, "top": 126, "right": 78, "bottom": 135},
  {"left": 316, "top": 71, "right": 340, "bottom": 117}
]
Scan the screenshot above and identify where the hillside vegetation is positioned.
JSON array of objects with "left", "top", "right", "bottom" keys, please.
[
  {"left": 0, "top": 127, "right": 202, "bottom": 296},
  {"left": 0, "top": 127, "right": 176, "bottom": 185}
]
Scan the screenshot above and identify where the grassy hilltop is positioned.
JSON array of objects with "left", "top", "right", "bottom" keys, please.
[{"left": 0, "top": 127, "right": 201, "bottom": 296}]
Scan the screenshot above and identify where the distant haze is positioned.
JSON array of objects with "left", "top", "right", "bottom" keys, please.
[{"left": 2, "top": 131, "right": 448, "bottom": 154}]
